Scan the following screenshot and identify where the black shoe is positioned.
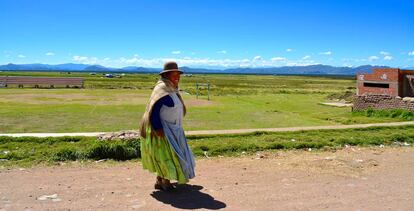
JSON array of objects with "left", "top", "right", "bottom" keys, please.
[
  {"left": 154, "top": 182, "right": 163, "bottom": 190},
  {"left": 156, "top": 183, "right": 176, "bottom": 192}
]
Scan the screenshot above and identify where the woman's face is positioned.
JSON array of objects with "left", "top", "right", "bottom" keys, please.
[{"left": 167, "top": 71, "right": 181, "bottom": 88}]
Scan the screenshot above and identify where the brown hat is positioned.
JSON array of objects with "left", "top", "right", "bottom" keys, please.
[{"left": 159, "top": 61, "right": 183, "bottom": 75}]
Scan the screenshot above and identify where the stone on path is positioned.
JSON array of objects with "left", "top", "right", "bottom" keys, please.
[{"left": 36, "top": 194, "right": 60, "bottom": 202}]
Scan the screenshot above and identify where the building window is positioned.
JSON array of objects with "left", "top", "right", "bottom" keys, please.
[{"left": 363, "top": 82, "right": 389, "bottom": 88}]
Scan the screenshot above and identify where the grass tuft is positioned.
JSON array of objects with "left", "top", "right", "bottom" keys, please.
[
  {"left": 353, "top": 108, "right": 414, "bottom": 121},
  {"left": 1, "top": 126, "right": 414, "bottom": 167},
  {"left": 87, "top": 140, "right": 140, "bottom": 161}
]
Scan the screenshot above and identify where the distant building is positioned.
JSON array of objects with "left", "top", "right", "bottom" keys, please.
[
  {"left": 357, "top": 68, "right": 414, "bottom": 97},
  {"left": 354, "top": 68, "right": 414, "bottom": 111},
  {"left": 104, "top": 74, "right": 114, "bottom": 78},
  {"left": 0, "top": 76, "right": 84, "bottom": 88}
]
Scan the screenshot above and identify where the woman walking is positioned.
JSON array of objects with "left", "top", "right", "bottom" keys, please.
[{"left": 140, "top": 61, "right": 195, "bottom": 191}]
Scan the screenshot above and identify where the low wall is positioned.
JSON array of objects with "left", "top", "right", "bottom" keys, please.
[{"left": 353, "top": 95, "right": 414, "bottom": 111}]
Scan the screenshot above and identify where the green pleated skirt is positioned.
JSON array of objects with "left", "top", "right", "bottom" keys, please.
[{"left": 140, "top": 128, "right": 188, "bottom": 184}]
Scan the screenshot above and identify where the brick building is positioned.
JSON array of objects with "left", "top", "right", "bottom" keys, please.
[{"left": 354, "top": 68, "right": 414, "bottom": 111}]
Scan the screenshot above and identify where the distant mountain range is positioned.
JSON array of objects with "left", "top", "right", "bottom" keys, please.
[{"left": 0, "top": 63, "right": 396, "bottom": 75}]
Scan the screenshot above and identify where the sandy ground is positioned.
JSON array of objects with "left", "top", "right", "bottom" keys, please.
[{"left": 1, "top": 146, "right": 414, "bottom": 211}]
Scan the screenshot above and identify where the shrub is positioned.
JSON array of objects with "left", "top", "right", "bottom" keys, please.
[
  {"left": 4, "top": 151, "right": 27, "bottom": 161},
  {"left": 199, "top": 145, "right": 210, "bottom": 151},
  {"left": 354, "top": 108, "right": 414, "bottom": 121},
  {"left": 0, "top": 136, "right": 83, "bottom": 144},
  {"left": 52, "top": 147, "right": 84, "bottom": 161},
  {"left": 86, "top": 140, "right": 140, "bottom": 160},
  {"left": 60, "top": 136, "right": 82, "bottom": 143}
]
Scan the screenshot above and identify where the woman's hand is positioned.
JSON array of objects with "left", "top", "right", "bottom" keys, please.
[{"left": 155, "top": 129, "right": 165, "bottom": 137}]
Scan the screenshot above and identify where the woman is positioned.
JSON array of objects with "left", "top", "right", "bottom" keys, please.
[{"left": 140, "top": 61, "right": 195, "bottom": 191}]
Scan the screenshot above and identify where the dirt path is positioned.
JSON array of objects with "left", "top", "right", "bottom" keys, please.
[
  {"left": 1, "top": 146, "right": 413, "bottom": 210},
  {"left": 1, "top": 121, "right": 414, "bottom": 137}
]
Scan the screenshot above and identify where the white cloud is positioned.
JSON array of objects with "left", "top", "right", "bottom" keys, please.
[
  {"left": 380, "top": 51, "right": 389, "bottom": 55},
  {"left": 135, "top": 56, "right": 315, "bottom": 68},
  {"left": 286, "top": 48, "right": 293, "bottom": 52},
  {"left": 217, "top": 50, "right": 227, "bottom": 54},
  {"left": 18, "top": 54, "right": 25, "bottom": 58},
  {"left": 171, "top": 51, "right": 181, "bottom": 55},
  {"left": 73, "top": 55, "right": 88, "bottom": 62},
  {"left": 45, "top": 52, "right": 55, "bottom": 56},
  {"left": 302, "top": 55, "right": 311, "bottom": 60},
  {"left": 253, "top": 56, "right": 263, "bottom": 61},
  {"left": 368, "top": 56, "right": 379, "bottom": 61},
  {"left": 383, "top": 55, "right": 393, "bottom": 60},
  {"left": 319, "top": 51, "right": 332, "bottom": 55},
  {"left": 342, "top": 57, "right": 375, "bottom": 63},
  {"left": 408, "top": 51, "right": 414, "bottom": 56},
  {"left": 119, "top": 57, "right": 141, "bottom": 64},
  {"left": 121, "top": 54, "right": 139, "bottom": 63},
  {"left": 271, "top": 57, "right": 286, "bottom": 62},
  {"left": 72, "top": 55, "right": 98, "bottom": 64},
  {"left": 69, "top": 54, "right": 321, "bottom": 69},
  {"left": 117, "top": 56, "right": 249, "bottom": 68}
]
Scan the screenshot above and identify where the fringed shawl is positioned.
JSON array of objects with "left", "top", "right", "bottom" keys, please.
[{"left": 140, "top": 78, "right": 186, "bottom": 138}]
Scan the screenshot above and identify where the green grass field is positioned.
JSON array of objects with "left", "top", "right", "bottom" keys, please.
[
  {"left": 0, "top": 71, "right": 408, "bottom": 133},
  {"left": 1, "top": 125, "right": 413, "bottom": 167},
  {"left": 1, "top": 71, "right": 413, "bottom": 167}
]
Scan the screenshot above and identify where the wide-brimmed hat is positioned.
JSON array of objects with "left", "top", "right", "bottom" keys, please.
[{"left": 159, "top": 61, "right": 183, "bottom": 75}]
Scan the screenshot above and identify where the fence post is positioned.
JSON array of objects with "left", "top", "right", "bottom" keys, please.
[
  {"left": 196, "top": 83, "right": 199, "bottom": 99},
  {"left": 207, "top": 83, "right": 210, "bottom": 101}
]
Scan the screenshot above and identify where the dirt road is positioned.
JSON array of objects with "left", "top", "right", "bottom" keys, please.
[{"left": 1, "top": 146, "right": 413, "bottom": 210}]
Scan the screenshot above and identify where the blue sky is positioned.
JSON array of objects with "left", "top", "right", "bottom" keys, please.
[{"left": 1, "top": 0, "right": 413, "bottom": 68}]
